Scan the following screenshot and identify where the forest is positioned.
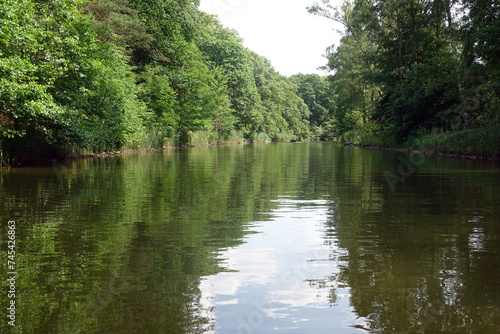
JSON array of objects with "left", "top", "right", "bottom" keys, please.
[
  {"left": 0, "top": 0, "right": 499, "bottom": 164},
  {"left": 309, "top": 0, "right": 500, "bottom": 156}
]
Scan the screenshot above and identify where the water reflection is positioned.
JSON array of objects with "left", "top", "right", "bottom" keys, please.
[
  {"left": 200, "top": 196, "right": 368, "bottom": 333},
  {"left": 0, "top": 143, "right": 500, "bottom": 333},
  {"left": 328, "top": 150, "right": 500, "bottom": 334}
]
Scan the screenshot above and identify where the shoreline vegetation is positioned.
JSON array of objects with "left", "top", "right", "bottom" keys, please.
[
  {"left": 356, "top": 126, "right": 500, "bottom": 162},
  {"left": 307, "top": 0, "right": 500, "bottom": 161},
  {"left": 1, "top": 0, "right": 499, "bottom": 167},
  {"left": 2, "top": 136, "right": 498, "bottom": 170}
]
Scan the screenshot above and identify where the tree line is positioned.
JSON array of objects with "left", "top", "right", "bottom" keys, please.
[
  {"left": 309, "top": 0, "right": 500, "bottom": 156},
  {"left": 0, "top": 0, "right": 335, "bottom": 164},
  {"left": 2, "top": 0, "right": 499, "bottom": 164}
]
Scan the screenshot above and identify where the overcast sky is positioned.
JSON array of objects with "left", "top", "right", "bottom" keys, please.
[{"left": 198, "top": 0, "right": 343, "bottom": 77}]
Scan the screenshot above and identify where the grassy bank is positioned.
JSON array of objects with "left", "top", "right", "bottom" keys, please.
[
  {"left": 0, "top": 130, "right": 285, "bottom": 167},
  {"left": 354, "top": 126, "right": 500, "bottom": 160},
  {"left": 185, "top": 130, "right": 299, "bottom": 146},
  {"left": 409, "top": 128, "right": 500, "bottom": 159}
]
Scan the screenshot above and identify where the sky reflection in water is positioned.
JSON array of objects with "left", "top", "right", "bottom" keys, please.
[{"left": 200, "top": 196, "right": 369, "bottom": 334}]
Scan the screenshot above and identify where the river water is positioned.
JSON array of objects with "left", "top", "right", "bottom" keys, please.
[{"left": 1, "top": 142, "right": 500, "bottom": 333}]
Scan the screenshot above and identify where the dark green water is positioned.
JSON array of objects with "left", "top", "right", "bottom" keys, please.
[{"left": 1, "top": 142, "right": 500, "bottom": 333}]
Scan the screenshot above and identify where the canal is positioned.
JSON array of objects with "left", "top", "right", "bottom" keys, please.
[{"left": 1, "top": 142, "right": 499, "bottom": 333}]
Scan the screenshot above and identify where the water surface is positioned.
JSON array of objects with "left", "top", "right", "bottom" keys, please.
[{"left": 1, "top": 143, "right": 499, "bottom": 333}]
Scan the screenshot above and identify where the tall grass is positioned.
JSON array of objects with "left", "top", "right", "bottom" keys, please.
[
  {"left": 187, "top": 130, "right": 248, "bottom": 146},
  {"left": 411, "top": 128, "right": 500, "bottom": 158},
  {"left": 271, "top": 132, "right": 296, "bottom": 142},
  {"left": 187, "top": 130, "right": 218, "bottom": 146},
  {"left": 225, "top": 130, "right": 246, "bottom": 144},
  {"left": 253, "top": 132, "right": 271, "bottom": 143}
]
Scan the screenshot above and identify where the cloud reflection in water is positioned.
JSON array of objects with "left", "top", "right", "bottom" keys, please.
[{"left": 200, "top": 196, "right": 369, "bottom": 333}]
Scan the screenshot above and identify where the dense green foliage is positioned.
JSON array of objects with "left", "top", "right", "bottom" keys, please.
[
  {"left": 0, "top": 0, "right": 314, "bottom": 164},
  {"left": 309, "top": 0, "right": 500, "bottom": 156},
  {"left": 291, "top": 73, "right": 336, "bottom": 139},
  {"left": 2, "top": 0, "right": 499, "bottom": 163},
  {"left": 0, "top": 0, "right": 145, "bottom": 161}
]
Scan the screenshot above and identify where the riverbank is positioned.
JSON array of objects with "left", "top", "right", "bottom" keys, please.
[
  {"left": 0, "top": 127, "right": 299, "bottom": 167},
  {"left": 0, "top": 138, "right": 276, "bottom": 168},
  {"left": 2, "top": 129, "right": 499, "bottom": 168},
  {"left": 349, "top": 127, "right": 500, "bottom": 162},
  {"left": 357, "top": 144, "right": 500, "bottom": 162}
]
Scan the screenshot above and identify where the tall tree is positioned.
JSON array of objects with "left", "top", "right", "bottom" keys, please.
[
  {"left": 462, "top": 0, "right": 500, "bottom": 80},
  {"left": 310, "top": 0, "right": 462, "bottom": 142},
  {"left": 250, "top": 52, "right": 310, "bottom": 140},
  {"left": 197, "top": 14, "right": 262, "bottom": 139},
  {"left": 0, "top": 0, "right": 145, "bottom": 160},
  {"left": 292, "top": 73, "right": 335, "bottom": 139}
]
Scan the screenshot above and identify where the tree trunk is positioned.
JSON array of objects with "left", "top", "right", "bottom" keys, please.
[{"left": 446, "top": 0, "right": 463, "bottom": 104}]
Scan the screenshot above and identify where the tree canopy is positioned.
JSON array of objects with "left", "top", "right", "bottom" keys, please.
[
  {"left": 1, "top": 0, "right": 499, "bottom": 163},
  {"left": 0, "top": 0, "right": 316, "bottom": 164},
  {"left": 309, "top": 0, "right": 500, "bottom": 153}
]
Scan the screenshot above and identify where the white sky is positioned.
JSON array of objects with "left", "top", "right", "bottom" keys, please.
[{"left": 198, "top": 0, "right": 343, "bottom": 77}]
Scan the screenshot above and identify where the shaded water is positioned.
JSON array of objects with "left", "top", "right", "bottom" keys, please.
[{"left": 1, "top": 142, "right": 500, "bottom": 333}]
